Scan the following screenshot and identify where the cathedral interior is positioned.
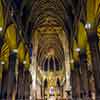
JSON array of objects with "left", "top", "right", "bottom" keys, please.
[{"left": 0, "top": 0, "right": 100, "bottom": 100}]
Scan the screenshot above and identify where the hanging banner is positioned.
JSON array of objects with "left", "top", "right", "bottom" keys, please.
[{"left": 5, "top": 24, "right": 17, "bottom": 50}]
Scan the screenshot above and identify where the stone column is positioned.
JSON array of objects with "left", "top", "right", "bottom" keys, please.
[
  {"left": 71, "top": 62, "right": 81, "bottom": 99},
  {"left": 0, "top": 35, "right": 4, "bottom": 98},
  {"left": 7, "top": 52, "right": 17, "bottom": 100},
  {"left": 88, "top": 33, "right": 100, "bottom": 99},
  {"left": 79, "top": 52, "right": 89, "bottom": 99},
  {"left": 0, "top": 62, "right": 3, "bottom": 96},
  {"left": 41, "top": 80, "right": 43, "bottom": 98},
  {"left": 1, "top": 70, "right": 8, "bottom": 99},
  {"left": 88, "top": 70, "right": 96, "bottom": 99},
  {"left": 16, "top": 63, "right": 24, "bottom": 99},
  {"left": 24, "top": 70, "right": 32, "bottom": 100}
]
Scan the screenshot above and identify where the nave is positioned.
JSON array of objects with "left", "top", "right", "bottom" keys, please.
[{"left": 0, "top": 0, "right": 100, "bottom": 100}]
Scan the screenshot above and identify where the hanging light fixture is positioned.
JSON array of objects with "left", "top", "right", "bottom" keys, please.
[
  {"left": 70, "top": 59, "right": 74, "bottom": 64},
  {"left": 1, "top": 61, "right": 5, "bottom": 65},
  {"left": 75, "top": 48, "right": 80, "bottom": 52},
  {"left": 0, "top": 27, "right": 3, "bottom": 32},
  {"left": 23, "top": 60, "right": 26, "bottom": 64},
  {"left": 85, "top": 23, "right": 91, "bottom": 29},
  {"left": 13, "top": 49, "right": 18, "bottom": 53}
]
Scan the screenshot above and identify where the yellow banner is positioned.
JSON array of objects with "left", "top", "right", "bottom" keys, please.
[
  {"left": 5, "top": 24, "right": 17, "bottom": 49},
  {"left": 18, "top": 42, "right": 25, "bottom": 62},
  {"left": 0, "top": 0, "right": 4, "bottom": 28}
]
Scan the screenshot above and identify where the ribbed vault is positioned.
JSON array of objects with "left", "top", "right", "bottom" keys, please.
[{"left": 32, "top": 0, "right": 65, "bottom": 71}]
